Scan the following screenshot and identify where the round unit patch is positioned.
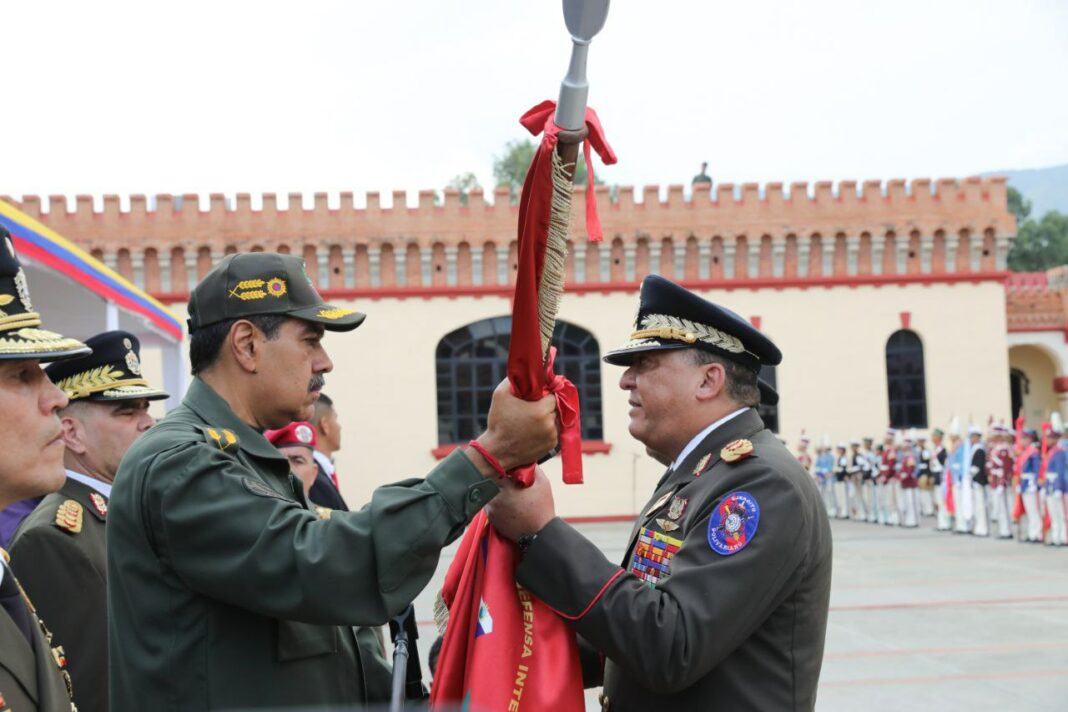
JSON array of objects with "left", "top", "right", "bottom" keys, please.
[
  {"left": 295, "top": 424, "right": 314, "bottom": 443},
  {"left": 707, "top": 491, "right": 760, "bottom": 556}
]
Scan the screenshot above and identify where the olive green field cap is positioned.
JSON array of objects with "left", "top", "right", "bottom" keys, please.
[{"left": 187, "top": 253, "right": 366, "bottom": 333}]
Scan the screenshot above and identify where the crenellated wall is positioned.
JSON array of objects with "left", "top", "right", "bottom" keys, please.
[{"left": 1, "top": 176, "right": 1015, "bottom": 298}]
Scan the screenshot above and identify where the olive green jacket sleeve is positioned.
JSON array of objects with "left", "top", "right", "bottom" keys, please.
[{"left": 144, "top": 443, "right": 498, "bottom": 627}]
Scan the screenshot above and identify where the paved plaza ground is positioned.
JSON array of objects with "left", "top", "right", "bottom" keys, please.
[{"left": 411, "top": 516, "right": 1068, "bottom": 711}]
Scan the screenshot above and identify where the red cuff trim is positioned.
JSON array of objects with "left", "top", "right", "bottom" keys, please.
[{"left": 549, "top": 568, "right": 626, "bottom": 621}]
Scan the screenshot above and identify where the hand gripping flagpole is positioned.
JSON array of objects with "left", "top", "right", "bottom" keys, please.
[{"left": 429, "top": 3, "right": 616, "bottom": 711}]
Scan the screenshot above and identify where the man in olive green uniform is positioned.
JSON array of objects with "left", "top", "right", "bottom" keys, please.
[
  {"left": 488, "top": 275, "right": 833, "bottom": 711},
  {"left": 0, "top": 225, "right": 87, "bottom": 712},
  {"left": 11, "top": 330, "right": 168, "bottom": 712},
  {"left": 107, "top": 252, "right": 557, "bottom": 710}
]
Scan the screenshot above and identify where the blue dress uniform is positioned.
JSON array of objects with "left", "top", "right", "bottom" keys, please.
[
  {"left": 513, "top": 276, "right": 832, "bottom": 711},
  {"left": 1020, "top": 439, "right": 1042, "bottom": 542},
  {"left": 1044, "top": 439, "right": 1067, "bottom": 545}
]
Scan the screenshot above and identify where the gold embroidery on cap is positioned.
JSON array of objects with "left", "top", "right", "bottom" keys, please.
[
  {"left": 630, "top": 314, "right": 744, "bottom": 354},
  {"left": 266, "top": 278, "right": 287, "bottom": 298},
  {"left": 14, "top": 268, "right": 32, "bottom": 311},
  {"left": 229, "top": 277, "right": 287, "bottom": 301},
  {"left": 54, "top": 365, "right": 150, "bottom": 400},
  {"left": 317, "top": 307, "right": 356, "bottom": 320}
]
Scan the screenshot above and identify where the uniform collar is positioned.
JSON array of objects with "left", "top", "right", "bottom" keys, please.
[
  {"left": 669, "top": 407, "right": 748, "bottom": 472},
  {"left": 183, "top": 377, "right": 289, "bottom": 463},
  {"left": 65, "top": 469, "right": 112, "bottom": 498},
  {"left": 663, "top": 408, "right": 766, "bottom": 489},
  {"left": 313, "top": 450, "right": 334, "bottom": 475}
]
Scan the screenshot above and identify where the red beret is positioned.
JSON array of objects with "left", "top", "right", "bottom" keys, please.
[{"left": 265, "top": 421, "right": 317, "bottom": 449}]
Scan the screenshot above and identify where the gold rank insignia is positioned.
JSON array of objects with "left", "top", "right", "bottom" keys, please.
[
  {"left": 54, "top": 500, "right": 83, "bottom": 534},
  {"left": 693, "top": 452, "right": 712, "bottom": 478},
  {"left": 89, "top": 492, "right": 108, "bottom": 518},
  {"left": 721, "top": 439, "right": 755, "bottom": 464},
  {"left": 206, "top": 427, "right": 238, "bottom": 450},
  {"left": 315, "top": 506, "right": 333, "bottom": 520}
]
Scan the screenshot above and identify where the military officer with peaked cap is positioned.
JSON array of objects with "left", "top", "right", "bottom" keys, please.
[
  {"left": 0, "top": 225, "right": 87, "bottom": 712},
  {"left": 487, "top": 274, "right": 833, "bottom": 711},
  {"left": 106, "top": 252, "right": 558, "bottom": 710},
  {"left": 10, "top": 330, "right": 168, "bottom": 712}
]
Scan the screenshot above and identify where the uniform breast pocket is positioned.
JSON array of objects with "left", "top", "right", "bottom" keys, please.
[{"left": 276, "top": 619, "right": 338, "bottom": 661}]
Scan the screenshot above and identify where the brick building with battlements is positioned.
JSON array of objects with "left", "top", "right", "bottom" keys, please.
[{"left": 1, "top": 176, "right": 1024, "bottom": 516}]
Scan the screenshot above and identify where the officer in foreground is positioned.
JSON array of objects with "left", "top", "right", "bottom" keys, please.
[
  {"left": 10, "top": 330, "right": 167, "bottom": 712},
  {"left": 487, "top": 274, "right": 833, "bottom": 711},
  {"left": 0, "top": 226, "right": 88, "bottom": 712},
  {"left": 107, "top": 252, "right": 557, "bottom": 709}
]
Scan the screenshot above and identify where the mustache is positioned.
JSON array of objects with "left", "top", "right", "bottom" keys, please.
[{"left": 309, "top": 374, "right": 326, "bottom": 392}]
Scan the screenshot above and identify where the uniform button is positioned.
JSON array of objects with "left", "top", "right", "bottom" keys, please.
[
  {"left": 469, "top": 489, "right": 483, "bottom": 503},
  {"left": 598, "top": 692, "right": 609, "bottom": 711}
]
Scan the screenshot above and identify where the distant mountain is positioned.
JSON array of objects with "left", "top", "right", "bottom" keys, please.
[{"left": 984, "top": 163, "right": 1068, "bottom": 219}]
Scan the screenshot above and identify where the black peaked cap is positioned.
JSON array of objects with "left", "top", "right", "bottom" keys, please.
[
  {"left": 0, "top": 225, "right": 90, "bottom": 361},
  {"left": 604, "top": 274, "right": 782, "bottom": 405},
  {"left": 45, "top": 330, "right": 169, "bottom": 402}
]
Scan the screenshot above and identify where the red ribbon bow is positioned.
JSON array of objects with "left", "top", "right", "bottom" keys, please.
[{"left": 519, "top": 99, "right": 618, "bottom": 242}]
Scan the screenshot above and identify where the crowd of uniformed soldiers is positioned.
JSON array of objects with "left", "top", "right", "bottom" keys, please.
[{"left": 795, "top": 417, "right": 1068, "bottom": 545}]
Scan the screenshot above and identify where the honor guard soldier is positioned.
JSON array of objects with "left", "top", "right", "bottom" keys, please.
[
  {"left": 898, "top": 432, "right": 920, "bottom": 528},
  {"left": 948, "top": 423, "right": 971, "bottom": 534},
  {"left": 796, "top": 434, "right": 813, "bottom": 475},
  {"left": 848, "top": 440, "right": 867, "bottom": 520},
  {"left": 814, "top": 437, "right": 835, "bottom": 514},
  {"left": 930, "top": 428, "right": 951, "bottom": 531},
  {"left": 1044, "top": 414, "right": 1067, "bottom": 546},
  {"left": 1018, "top": 428, "right": 1043, "bottom": 542},
  {"left": 916, "top": 432, "right": 935, "bottom": 517},
  {"left": 485, "top": 275, "right": 832, "bottom": 711},
  {"left": 0, "top": 226, "right": 88, "bottom": 712},
  {"left": 878, "top": 430, "right": 900, "bottom": 526},
  {"left": 988, "top": 424, "right": 1015, "bottom": 539},
  {"left": 968, "top": 425, "right": 989, "bottom": 537},
  {"left": 833, "top": 443, "right": 850, "bottom": 519},
  {"left": 106, "top": 253, "right": 558, "bottom": 710},
  {"left": 860, "top": 437, "right": 877, "bottom": 522},
  {"left": 10, "top": 331, "right": 168, "bottom": 712}
]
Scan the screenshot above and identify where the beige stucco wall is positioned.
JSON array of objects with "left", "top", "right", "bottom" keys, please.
[{"left": 139, "top": 280, "right": 1011, "bottom": 518}]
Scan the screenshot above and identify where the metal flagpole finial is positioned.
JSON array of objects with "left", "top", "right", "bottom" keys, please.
[{"left": 555, "top": 0, "right": 611, "bottom": 130}]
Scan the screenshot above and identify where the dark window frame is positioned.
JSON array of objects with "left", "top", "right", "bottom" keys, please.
[
  {"left": 885, "top": 329, "right": 928, "bottom": 428},
  {"left": 435, "top": 316, "right": 603, "bottom": 445}
]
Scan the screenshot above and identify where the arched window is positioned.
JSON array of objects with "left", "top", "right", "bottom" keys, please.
[
  {"left": 757, "top": 365, "right": 778, "bottom": 433},
  {"left": 886, "top": 330, "right": 927, "bottom": 428},
  {"left": 436, "top": 317, "right": 603, "bottom": 445}
]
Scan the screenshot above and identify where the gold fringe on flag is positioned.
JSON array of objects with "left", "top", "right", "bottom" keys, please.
[{"left": 536, "top": 149, "right": 575, "bottom": 360}]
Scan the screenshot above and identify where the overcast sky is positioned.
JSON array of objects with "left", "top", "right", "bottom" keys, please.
[{"left": 4, "top": 0, "right": 1066, "bottom": 208}]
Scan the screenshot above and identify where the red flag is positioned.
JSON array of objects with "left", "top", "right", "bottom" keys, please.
[{"left": 430, "top": 102, "right": 616, "bottom": 712}]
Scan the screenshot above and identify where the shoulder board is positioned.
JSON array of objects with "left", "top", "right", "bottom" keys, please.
[
  {"left": 53, "top": 500, "right": 84, "bottom": 534},
  {"left": 198, "top": 425, "right": 239, "bottom": 452}
]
